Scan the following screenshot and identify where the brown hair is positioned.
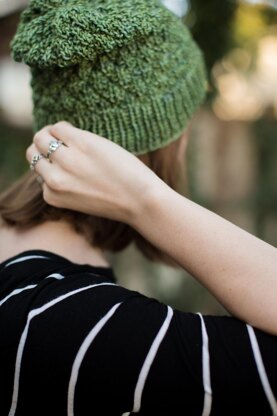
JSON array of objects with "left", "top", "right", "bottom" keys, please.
[{"left": 0, "top": 134, "right": 187, "bottom": 267}]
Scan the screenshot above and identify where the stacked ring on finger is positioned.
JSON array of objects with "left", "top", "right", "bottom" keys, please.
[
  {"left": 47, "top": 139, "right": 63, "bottom": 161},
  {"left": 30, "top": 153, "right": 44, "bottom": 171}
]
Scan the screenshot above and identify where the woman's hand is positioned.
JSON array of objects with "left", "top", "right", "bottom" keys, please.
[{"left": 26, "top": 122, "right": 165, "bottom": 225}]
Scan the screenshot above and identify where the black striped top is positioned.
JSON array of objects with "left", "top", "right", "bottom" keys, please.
[{"left": 1, "top": 250, "right": 277, "bottom": 416}]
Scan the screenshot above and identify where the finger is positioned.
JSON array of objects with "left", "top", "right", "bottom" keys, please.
[
  {"left": 26, "top": 142, "right": 43, "bottom": 164},
  {"left": 33, "top": 127, "right": 68, "bottom": 163},
  {"left": 50, "top": 121, "right": 99, "bottom": 146},
  {"left": 27, "top": 143, "right": 69, "bottom": 193},
  {"left": 26, "top": 143, "right": 52, "bottom": 177}
]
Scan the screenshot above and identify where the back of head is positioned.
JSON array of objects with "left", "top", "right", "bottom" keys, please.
[{"left": 1, "top": 0, "right": 207, "bottom": 266}]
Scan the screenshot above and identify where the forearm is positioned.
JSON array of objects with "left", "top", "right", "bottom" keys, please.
[{"left": 133, "top": 183, "right": 277, "bottom": 334}]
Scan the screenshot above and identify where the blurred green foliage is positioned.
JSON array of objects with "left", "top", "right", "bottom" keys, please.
[
  {"left": 186, "top": 0, "right": 277, "bottom": 244},
  {"left": 186, "top": 0, "right": 238, "bottom": 73},
  {"left": 0, "top": 122, "right": 31, "bottom": 191}
]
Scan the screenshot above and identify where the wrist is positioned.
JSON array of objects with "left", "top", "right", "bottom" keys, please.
[{"left": 128, "top": 177, "right": 172, "bottom": 231}]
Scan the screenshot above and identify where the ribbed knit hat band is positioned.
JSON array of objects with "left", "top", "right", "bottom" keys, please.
[{"left": 11, "top": 0, "right": 208, "bottom": 155}]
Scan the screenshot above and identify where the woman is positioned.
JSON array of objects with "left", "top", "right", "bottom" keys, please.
[{"left": 0, "top": 0, "right": 277, "bottom": 415}]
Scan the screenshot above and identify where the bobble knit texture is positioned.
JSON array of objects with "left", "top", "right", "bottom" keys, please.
[{"left": 11, "top": 0, "right": 208, "bottom": 155}]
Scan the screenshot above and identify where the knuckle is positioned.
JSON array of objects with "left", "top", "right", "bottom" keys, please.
[
  {"left": 26, "top": 146, "right": 32, "bottom": 161},
  {"left": 51, "top": 121, "right": 68, "bottom": 135},
  {"left": 47, "top": 173, "right": 62, "bottom": 191},
  {"left": 33, "top": 132, "right": 41, "bottom": 145},
  {"left": 47, "top": 172, "right": 68, "bottom": 192},
  {"left": 42, "top": 186, "right": 60, "bottom": 207},
  {"left": 56, "top": 121, "right": 68, "bottom": 127},
  {"left": 42, "top": 185, "right": 51, "bottom": 203}
]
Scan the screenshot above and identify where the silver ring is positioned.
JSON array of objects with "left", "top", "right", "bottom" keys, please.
[
  {"left": 47, "top": 139, "right": 63, "bottom": 160},
  {"left": 30, "top": 153, "right": 44, "bottom": 171}
]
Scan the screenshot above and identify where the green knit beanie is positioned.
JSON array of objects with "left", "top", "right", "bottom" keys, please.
[{"left": 11, "top": 0, "right": 208, "bottom": 155}]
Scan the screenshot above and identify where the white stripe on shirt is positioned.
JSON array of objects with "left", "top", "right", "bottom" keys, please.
[
  {"left": 4, "top": 255, "right": 50, "bottom": 268},
  {"left": 0, "top": 285, "right": 37, "bottom": 307},
  {"left": 45, "top": 273, "right": 65, "bottom": 280},
  {"left": 246, "top": 324, "right": 277, "bottom": 415},
  {"left": 124, "top": 305, "right": 173, "bottom": 415},
  {"left": 8, "top": 282, "right": 117, "bottom": 416},
  {"left": 0, "top": 275, "right": 65, "bottom": 307},
  {"left": 67, "top": 302, "right": 123, "bottom": 416},
  {"left": 198, "top": 313, "right": 212, "bottom": 416}
]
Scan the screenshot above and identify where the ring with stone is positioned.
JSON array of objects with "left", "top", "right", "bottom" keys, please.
[
  {"left": 47, "top": 139, "right": 63, "bottom": 161},
  {"left": 30, "top": 153, "right": 44, "bottom": 171}
]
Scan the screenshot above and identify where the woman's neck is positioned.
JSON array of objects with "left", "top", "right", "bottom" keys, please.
[{"left": 0, "top": 220, "right": 110, "bottom": 267}]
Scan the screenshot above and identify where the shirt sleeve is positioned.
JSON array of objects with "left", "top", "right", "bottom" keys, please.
[
  {"left": 4, "top": 275, "right": 277, "bottom": 416},
  {"left": 76, "top": 288, "right": 277, "bottom": 416}
]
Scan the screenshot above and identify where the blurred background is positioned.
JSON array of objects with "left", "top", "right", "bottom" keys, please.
[{"left": 0, "top": 0, "right": 276, "bottom": 314}]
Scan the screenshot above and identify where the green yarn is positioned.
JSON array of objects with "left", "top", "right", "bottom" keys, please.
[{"left": 11, "top": 0, "right": 208, "bottom": 155}]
